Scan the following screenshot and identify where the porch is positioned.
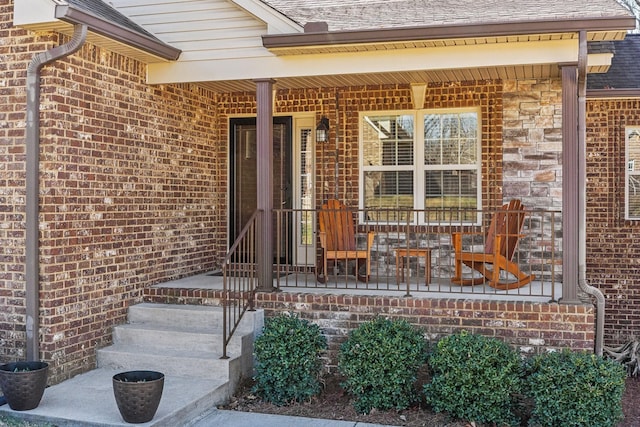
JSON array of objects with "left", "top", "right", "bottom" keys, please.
[
  {"left": 241, "top": 204, "right": 563, "bottom": 302},
  {"left": 166, "top": 201, "right": 568, "bottom": 355}
]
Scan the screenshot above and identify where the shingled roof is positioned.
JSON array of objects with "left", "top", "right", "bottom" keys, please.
[
  {"left": 588, "top": 34, "right": 640, "bottom": 89},
  {"left": 263, "top": 0, "right": 632, "bottom": 31},
  {"left": 68, "top": 0, "right": 159, "bottom": 40}
]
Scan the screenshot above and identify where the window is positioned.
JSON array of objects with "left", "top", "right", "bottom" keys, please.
[
  {"left": 626, "top": 127, "right": 640, "bottom": 220},
  {"left": 360, "top": 109, "right": 481, "bottom": 224}
]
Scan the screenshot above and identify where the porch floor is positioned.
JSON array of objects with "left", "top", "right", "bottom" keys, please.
[{"left": 152, "top": 272, "right": 562, "bottom": 303}]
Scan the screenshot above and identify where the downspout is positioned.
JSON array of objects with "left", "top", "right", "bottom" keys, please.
[
  {"left": 25, "top": 24, "right": 87, "bottom": 361},
  {"left": 576, "top": 30, "right": 605, "bottom": 356}
]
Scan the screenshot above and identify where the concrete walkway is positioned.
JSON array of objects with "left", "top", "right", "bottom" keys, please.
[
  {"left": 0, "top": 368, "right": 394, "bottom": 427},
  {"left": 190, "top": 410, "right": 395, "bottom": 427}
]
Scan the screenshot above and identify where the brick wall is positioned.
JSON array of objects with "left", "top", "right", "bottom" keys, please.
[
  {"left": 257, "top": 292, "right": 594, "bottom": 368},
  {"left": 0, "top": 6, "right": 62, "bottom": 362},
  {"left": 0, "top": 8, "right": 224, "bottom": 382},
  {"left": 586, "top": 98, "right": 640, "bottom": 346}
]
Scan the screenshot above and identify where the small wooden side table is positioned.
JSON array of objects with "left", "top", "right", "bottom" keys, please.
[{"left": 395, "top": 248, "right": 432, "bottom": 285}]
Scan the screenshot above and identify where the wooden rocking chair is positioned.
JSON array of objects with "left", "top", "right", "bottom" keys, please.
[
  {"left": 318, "top": 199, "right": 375, "bottom": 283},
  {"left": 451, "top": 199, "right": 534, "bottom": 290}
]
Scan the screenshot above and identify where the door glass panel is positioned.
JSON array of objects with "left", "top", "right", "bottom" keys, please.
[{"left": 299, "top": 128, "right": 314, "bottom": 246}]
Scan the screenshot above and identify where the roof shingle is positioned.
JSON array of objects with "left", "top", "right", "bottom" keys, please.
[
  {"left": 588, "top": 34, "right": 640, "bottom": 89},
  {"left": 68, "top": 0, "right": 160, "bottom": 41},
  {"left": 263, "top": 0, "right": 633, "bottom": 31}
]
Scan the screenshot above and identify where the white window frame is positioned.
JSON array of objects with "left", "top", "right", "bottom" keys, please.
[
  {"left": 625, "top": 126, "right": 640, "bottom": 220},
  {"left": 358, "top": 108, "right": 482, "bottom": 225}
]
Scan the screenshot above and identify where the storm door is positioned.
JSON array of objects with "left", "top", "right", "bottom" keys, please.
[{"left": 229, "top": 117, "right": 292, "bottom": 263}]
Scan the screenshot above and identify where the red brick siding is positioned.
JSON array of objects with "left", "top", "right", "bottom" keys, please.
[
  {"left": 0, "top": 10, "right": 57, "bottom": 363},
  {"left": 257, "top": 293, "right": 594, "bottom": 368},
  {"left": 0, "top": 15, "right": 223, "bottom": 382},
  {"left": 586, "top": 98, "right": 640, "bottom": 346}
]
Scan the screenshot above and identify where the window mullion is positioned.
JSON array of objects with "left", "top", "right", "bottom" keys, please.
[{"left": 416, "top": 111, "right": 425, "bottom": 211}]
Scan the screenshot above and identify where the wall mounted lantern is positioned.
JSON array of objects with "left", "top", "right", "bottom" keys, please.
[{"left": 316, "top": 116, "right": 329, "bottom": 143}]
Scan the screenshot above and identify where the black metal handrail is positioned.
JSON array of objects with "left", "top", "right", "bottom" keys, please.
[
  {"left": 272, "top": 205, "right": 562, "bottom": 301},
  {"left": 221, "top": 209, "right": 262, "bottom": 359}
]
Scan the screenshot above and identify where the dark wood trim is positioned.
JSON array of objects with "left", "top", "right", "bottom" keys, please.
[
  {"left": 263, "top": 17, "right": 636, "bottom": 49},
  {"left": 561, "top": 64, "right": 581, "bottom": 303},
  {"left": 255, "top": 79, "right": 276, "bottom": 290},
  {"left": 587, "top": 89, "right": 640, "bottom": 99}
]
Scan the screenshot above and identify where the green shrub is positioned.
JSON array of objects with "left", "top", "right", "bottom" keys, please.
[
  {"left": 424, "top": 331, "right": 522, "bottom": 426},
  {"left": 252, "top": 313, "right": 327, "bottom": 406},
  {"left": 338, "top": 316, "right": 427, "bottom": 414},
  {"left": 525, "top": 349, "right": 626, "bottom": 427}
]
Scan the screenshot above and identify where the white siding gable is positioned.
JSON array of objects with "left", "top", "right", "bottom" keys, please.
[{"left": 111, "top": 0, "right": 300, "bottom": 62}]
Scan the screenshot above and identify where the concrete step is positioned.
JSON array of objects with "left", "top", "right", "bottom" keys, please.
[
  {"left": 96, "top": 343, "right": 238, "bottom": 380},
  {"left": 126, "top": 303, "right": 260, "bottom": 334},
  {"left": 111, "top": 323, "right": 246, "bottom": 355},
  {"left": 0, "top": 302, "right": 264, "bottom": 427},
  {"left": 96, "top": 303, "right": 263, "bottom": 386},
  {"left": 127, "top": 303, "right": 223, "bottom": 329}
]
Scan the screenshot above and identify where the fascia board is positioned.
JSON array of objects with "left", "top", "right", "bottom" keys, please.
[
  {"left": 147, "top": 38, "right": 578, "bottom": 85},
  {"left": 263, "top": 17, "right": 637, "bottom": 49},
  {"left": 587, "top": 89, "right": 640, "bottom": 99},
  {"left": 14, "top": 0, "right": 59, "bottom": 27},
  {"left": 230, "top": 0, "right": 303, "bottom": 34},
  {"left": 55, "top": 4, "right": 181, "bottom": 60}
]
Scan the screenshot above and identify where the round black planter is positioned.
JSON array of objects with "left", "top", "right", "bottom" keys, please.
[
  {"left": 0, "top": 361, "right": 49, "bottom": 411},
  {"left": 112, "top": 370, "right": 164, "bottom": 423}
]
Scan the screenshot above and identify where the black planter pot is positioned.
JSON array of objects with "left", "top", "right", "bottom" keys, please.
[
  {"left": 0, "top": 361, "right": 49, "bottom": 411},
  {"left": 112, "top": 370, "right": 164, "bottom": 423}
]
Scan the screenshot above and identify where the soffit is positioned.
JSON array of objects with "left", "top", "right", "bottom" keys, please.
[
  {"left": 22, "top": 21, "right": 173, "bottom": 63},
  {"left": 191, "top": 62, "right": 610, "bottom": 93},
  {"left": 265, "top": 31, "right": 628, "bottom": 56}
]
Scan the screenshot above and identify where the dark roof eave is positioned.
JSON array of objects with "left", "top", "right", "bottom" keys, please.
[
  {"left": 587, "top": 88, "right": 640, "bottom": 98},
  {"left": 263, "top": 17, "right": 637, "bottom": 49},
  {"left": 55, "top": 4, "right": 181, "bottom": 61}
]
